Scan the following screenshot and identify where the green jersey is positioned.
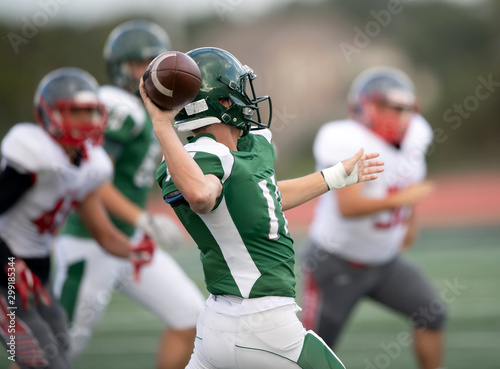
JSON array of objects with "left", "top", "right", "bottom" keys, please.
[
  {"left": 62, "top": 85, "right": 161, "bottom": 237},
  {"left": 155, "top": 129, "right": 295, "bottom": 299}
]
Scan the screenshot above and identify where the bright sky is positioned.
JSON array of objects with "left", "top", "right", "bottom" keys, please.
[
  {"left": 0, "top": 0, "right": 484, "bottom": 26},
  {"left": 0, "top": 0, "right": 308, "bottom": 26}
]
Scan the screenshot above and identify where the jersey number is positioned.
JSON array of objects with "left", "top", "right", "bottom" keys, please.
[
  {"left": 374, "top": 186, "right": 404, "bottom": 229},
  {"left": 32, "top": 198, "right": 79, "bottom": 234},
  {"left": 258, "top": 175, "right": 289, "bottom": 240},
  {"left": 134, "top": 142, "right": 162, "bottom": 188}
]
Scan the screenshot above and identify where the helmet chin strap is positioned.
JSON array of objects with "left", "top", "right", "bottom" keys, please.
[
  {"left": 206, "top": 96, "right": 250, "bottom": 135},
  {"left": 63, "top": 146, "right": 87, "bottom": 166}
]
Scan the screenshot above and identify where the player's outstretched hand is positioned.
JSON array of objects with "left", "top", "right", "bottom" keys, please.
[
  {"left": 139, "top": 78, "right": 182, "bottom": 126},
  {"left": 342, "top": 148, "right": 384, "bottom": 183}
]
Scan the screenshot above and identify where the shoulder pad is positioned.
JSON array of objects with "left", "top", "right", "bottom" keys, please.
[
  {"left": 84, "top": 145, "right": 114, "bottom": 191},
  {"left": 99, "top": 85, "right": 146, "bottom": 137},
  {"left": 313, "top": 120, "right": 367, "bottom": 168},
  {"left": 403, "top": 114, "right": 433, "bottom": 152},
  {"left": 250, "top": 128, "right": 272, "bottom": 143},
  {"left": 1, "top": 123, "right": 63, "bottom": 173},
  {"left": 185, "top": 137, "right": 234, "bottom": 184}
]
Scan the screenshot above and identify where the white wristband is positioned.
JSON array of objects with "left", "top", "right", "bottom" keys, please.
[{"left": 321, "top": 162, "right": 359, "bottom": 190}]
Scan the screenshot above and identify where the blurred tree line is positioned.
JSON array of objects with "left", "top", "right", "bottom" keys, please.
[{"left": 0, "top": 0, "right": 498, "bottom": 175}]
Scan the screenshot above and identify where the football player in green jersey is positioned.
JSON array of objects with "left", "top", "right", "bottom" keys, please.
[
  {"left": 141, "top": 47, "right": 384, "bottom": 369},
  {"left": 54, "top": 21, "right": 204, "bottom": 369}
]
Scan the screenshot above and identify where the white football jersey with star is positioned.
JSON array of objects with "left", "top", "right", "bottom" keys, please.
[
  {"left": 0, "top": 123, "right": 112, "bottom": 258},
  {"left": 309, "top": 115, "right": 433, "bottom": 264}
]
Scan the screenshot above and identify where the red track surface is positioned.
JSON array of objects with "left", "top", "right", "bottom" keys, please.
[{"left": 148, "top": 171, "right": 500, "bottom": 234}]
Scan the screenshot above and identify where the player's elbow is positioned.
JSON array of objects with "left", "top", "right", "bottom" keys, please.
[
  {"left": 184, "top": 175, "right": 221, "bottom": 214},
  {"left": 185, "top": 189, "right": 216, "bottom": 214}
]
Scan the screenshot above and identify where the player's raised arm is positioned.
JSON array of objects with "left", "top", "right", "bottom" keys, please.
[{"left": 139, "top": 79, "right": 222, "bottom": 214}]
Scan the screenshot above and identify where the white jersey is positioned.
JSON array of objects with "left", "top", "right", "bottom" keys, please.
[
  {"left": 309, "top": 115, "right": 433, "bottom": 264},
  {"left": 0, "top": 123, "right": 112, "bottom": 258}
]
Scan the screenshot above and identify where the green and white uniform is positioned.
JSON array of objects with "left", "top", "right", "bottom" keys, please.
[
  {"left": 156, "top": 129, "right": 345, "bottom": 369},
  {"left": 54, "top": 85, "right": 204, "bottom": 359},
  {"left": 157, "top": 129, "right": 294, "bottom": 299}
]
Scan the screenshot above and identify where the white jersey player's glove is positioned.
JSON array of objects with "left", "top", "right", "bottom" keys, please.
[{"left": 136, "top": 212, "right": 183, "bottom": 251}]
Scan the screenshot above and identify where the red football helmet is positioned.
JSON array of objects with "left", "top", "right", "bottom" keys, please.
[
  {"left": 34, "top": 67, "right": 107, "bottom": 149},
  {"left": 348, "top": 67, "right": 418, "bottom": 146}
]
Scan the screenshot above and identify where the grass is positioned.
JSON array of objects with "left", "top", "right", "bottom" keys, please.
[
  {"left": 1, "top": 225, "right": 499, "bottom": 368},
  {"left": 327, "top": 226, "right": 500, "bottom": 369}
]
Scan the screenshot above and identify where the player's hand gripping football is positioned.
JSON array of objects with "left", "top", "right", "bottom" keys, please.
[
  {"left": 139, "top": 78, "right": 182, "bottom": 126},
  {"left": 129, "top": 236, "right": 155, "bottom": 282},
  {"left": 136, "top": 212, "right": 183, "bottom": 251},
  {"left": 7, "top": 259, "right": 51, "bottom": 310},
  {"left": 342, "top": 148, "right": 384, "bottom": 183}
]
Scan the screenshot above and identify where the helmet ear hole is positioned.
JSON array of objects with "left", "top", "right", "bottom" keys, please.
[{"left": 218, "top": 98, "right": 232, "bottom": 108}]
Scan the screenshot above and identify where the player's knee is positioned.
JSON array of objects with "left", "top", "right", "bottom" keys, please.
[{"left": 409, "top": 299, "right": 447, "bottom": 330}]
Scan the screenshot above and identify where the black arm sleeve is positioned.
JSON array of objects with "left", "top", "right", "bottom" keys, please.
[
  {"left": 0, "top": 165, "right": 35, "bottom": 214},
  {"left": 1, "top": 237, "right": 50, "bottom": 286},
  {"left": 0, "top": 236, "right": 16, "bottom": 269}
]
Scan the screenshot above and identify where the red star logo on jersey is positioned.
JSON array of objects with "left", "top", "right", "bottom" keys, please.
[{"left": 32, "top": 198, "right": 79, "bottom": 234}]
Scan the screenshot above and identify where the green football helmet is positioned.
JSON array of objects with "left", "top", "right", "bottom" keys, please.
[
  {"left": 103, "top": 20, "right": 170, "bottom": 93},
  {"left": 175, "top": 47, "right": 272, "bottom": 136}
]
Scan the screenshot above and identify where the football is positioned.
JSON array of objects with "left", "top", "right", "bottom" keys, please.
[{"left": 143, "top": 51, "right": 201, "bottom": 110}]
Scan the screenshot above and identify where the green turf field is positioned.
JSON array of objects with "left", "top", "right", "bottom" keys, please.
[{"left": 2, "top": 226, "right": 499, "bottom": 368}]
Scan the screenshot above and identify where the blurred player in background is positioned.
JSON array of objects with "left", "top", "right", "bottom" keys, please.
[
  {"left": 142, "top": 47, "right": 384, "bottom": 369},
  {"left": 301, "top": 67, "right": 446, "bottom": 369},
  {"left": 0, "top": 67, "right": 154, "bottom": 369},
  {"left": 54, "top": 21, "right": 204, "bottom": 369}
]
